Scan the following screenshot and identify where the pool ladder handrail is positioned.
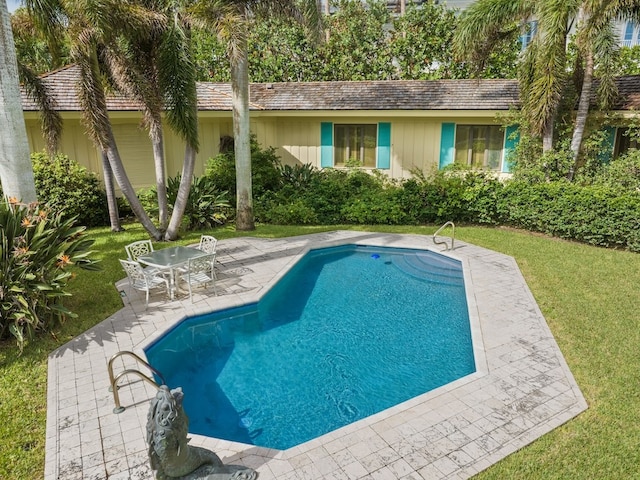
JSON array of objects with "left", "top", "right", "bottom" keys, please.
[
  {"left": 108, "top": 350, "right": 166, "bottom": 414},
  {"left": 433, "top": 221, "right": 455, "bottom": 251}
]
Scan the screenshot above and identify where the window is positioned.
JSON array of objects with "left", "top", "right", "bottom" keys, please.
[
  {"left": 454, "top": 125, "right": 505, "bottom": 170},
  {"left": 623, "top": 22, "right": 636, "bottom": 47},
  {"left": 614, "top": 127, "right": 640, "bottom": 158},
  {"left": 320, "top": 122, "right": 390, "bottom": 169},
  {"left": 520, "top": 20, "right": 538, "bottom": 49},
  {"left": 334, "top": 124, "right": 377, "bottom": 167}
]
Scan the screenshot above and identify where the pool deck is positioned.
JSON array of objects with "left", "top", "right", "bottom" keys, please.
[{"left": 45, "top": 231, "right": 587, "bottom": 480}]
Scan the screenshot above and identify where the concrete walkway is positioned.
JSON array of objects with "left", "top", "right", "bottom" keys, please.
[{"left": 45, "top": 231, "right": 587, "bottom": 479}]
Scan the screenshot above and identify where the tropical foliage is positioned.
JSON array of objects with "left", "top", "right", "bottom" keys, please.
[
  {"left": 205, "top": 135, "right": 282, "bottom": 201},
  {"left": 0, "top": 200, "right": 100, "bottom": 351},
  {"left": 139, "top": 174, "right": 231, "bottom": 231},
  {"left": 453, "top": 0, "right": 640, "bottom": 176},
  {"left": 200, "top": 133, "right": 640, "bottom": 251},
  {"left": 191, "top": 0, "right": 520, "bottom": 82}
]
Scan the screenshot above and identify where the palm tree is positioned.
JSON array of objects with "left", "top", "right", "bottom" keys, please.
[
  {"left": 0, "top": 0, "right": 38, "bottom": 203},
  {"left": 104, "top": 0, "right": 200, "bottom": 239},
  {"left": 454, "top": 0, "right": 637, "bottom": 174},
  {"left": 190, "top": 0, "right": 321, "bottom": 231},
  {"left": 26, "top": 0, "right": 164, "bottom": 239}
]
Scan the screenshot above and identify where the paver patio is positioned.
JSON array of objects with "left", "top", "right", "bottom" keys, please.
[{"left": 45, "top": 231, "right": 587, "bottom": 479}]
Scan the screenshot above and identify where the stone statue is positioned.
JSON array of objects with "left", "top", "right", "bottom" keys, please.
[{"left": 146, "top": 385, "right": 258, "bottom": 480}]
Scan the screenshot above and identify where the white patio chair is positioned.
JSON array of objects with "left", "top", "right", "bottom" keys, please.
[
  {"left": 119, "top": 259, "right": 170, "bottom": 308},
  {"left": 198, "top": 235, "right": 218, "bottom": 254},
  {"left": 178, "top": 252, "right": 217, "bottom": 302},
  {"left": 125, "top": 239, "right": 154, "bottom": 262},
  {"left": 197, "top": 235, "right": 218, "bottom": 278},
  {"left": 125, "top": 239, "right": 164, "bottom": 276}
]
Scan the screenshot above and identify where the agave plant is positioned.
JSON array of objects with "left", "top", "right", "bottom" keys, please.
[{"left": 0, "top": 199, "right": 100, "bottom": 351}]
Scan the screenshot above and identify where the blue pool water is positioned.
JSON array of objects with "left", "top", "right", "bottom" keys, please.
[{"left": 145, "top": 245, "right": 475, "bottom": 450}]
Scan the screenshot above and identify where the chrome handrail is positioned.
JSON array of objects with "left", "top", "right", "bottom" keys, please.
[
  {"left": 433, "top": 221, "right": 455, "bottom": 251},
  {"left": 107, "top": 350, "right": 165, "bottom": 413}
]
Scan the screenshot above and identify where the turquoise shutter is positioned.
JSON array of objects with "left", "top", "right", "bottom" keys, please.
[
  {"left": 502, "top": 125, "right": 520, "bottom": 173},
  {"left": 377, "top": 122, "right": 391, "bottom": 169},
  {"left": 320, "top": 122, "right": 333, "bottom": 168},
  {"left": 439, "top": 123, "right": 455, "bottom": 169},
  {"left": 599, "top": 126, "right": 616, "bottom": 163}
]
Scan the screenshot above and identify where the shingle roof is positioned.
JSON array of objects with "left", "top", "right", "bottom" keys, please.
[{"left": 20, "top": 64, "right": 640, "bottom": 113}]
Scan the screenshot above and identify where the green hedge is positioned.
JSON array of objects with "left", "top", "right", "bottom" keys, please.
[
  {"left": 499, "top": 181, "right": 640, "bottom": 251},
  {"left": 254, "top": 163, "right": 640, "bottom": 252}
]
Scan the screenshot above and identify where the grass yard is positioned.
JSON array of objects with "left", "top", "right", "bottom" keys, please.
[{"left": 0, "top": 224, "right": 638, "bottom": 479}]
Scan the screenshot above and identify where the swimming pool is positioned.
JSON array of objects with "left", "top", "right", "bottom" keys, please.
[{"left": 145, "top": 244, "right": 475, "bottom": 450}]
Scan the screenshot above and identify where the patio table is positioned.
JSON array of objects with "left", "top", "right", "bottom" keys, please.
[{"left": 138, "top": 246, "right": 204, "bottom": 300}]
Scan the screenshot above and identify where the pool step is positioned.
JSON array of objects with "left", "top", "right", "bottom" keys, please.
[{"left": 392, "top": 253, "right": 464, "bottom": 287}]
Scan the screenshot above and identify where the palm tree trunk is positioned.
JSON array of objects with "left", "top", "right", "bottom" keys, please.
[
  {"left": 231, "top": 36, "right": 255, "bottom": 231},
  {"left": 542, "top": 122, "right": 554, "bottom": 152},
  {"left": 164, "top": 144, "right": 196, "bottom": 241},
  {"left": 568, "top": 48, "right": 593, "bottom": 181},
  {"left": 101, "top": 150, "right": 123, "bottom": 232},
  {"left": 0, "top": 1, "right": 37, "bottom": 203},
  {"left": 149, "top": 119, "right": 169, "bottom": 230},
  {"left": 103, "top": 129, "right": 162, "bottom": 239}
]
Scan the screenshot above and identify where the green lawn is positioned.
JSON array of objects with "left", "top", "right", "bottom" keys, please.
[{"left": 0, "top": 224, "right": 638, "bottom": 479}]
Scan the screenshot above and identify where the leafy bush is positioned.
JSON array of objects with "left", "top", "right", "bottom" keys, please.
[
  {"left": 259, "top": 198, "right": 318, "bottom": 225},
  {"left": 0, "top": 200, "right": 100, "bottom": 351},
  {"left": 499, "top": 181, "right": 640, "bottom": 251},
  {"left": 31, "top": 152, "right": 109, "bottom": 227},
  {"left": 590, "top": 149, "right": 640, "bottom": 191},
  {"left": 136, "top": 175, "right": 231, "bottom": 231},
  {"left": 341, "top": 187, "right": 408, "bottom": 224},
  {"left": 206, "top": 135, "right": 281, "bottom": 203},
  {"left": 401, "top": 166, "right": 503, "bottom": 224},
  {"left": 166, "top": 175, "right": 231, "bottom": 230},
  {"left": 279, "top": 163, "right": 319, "bottom": 190}
]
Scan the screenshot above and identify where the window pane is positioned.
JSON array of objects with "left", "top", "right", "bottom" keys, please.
[
  {"left": 363, "top": 125, "right": 377, "bottom": 167},
  {"left": 334, "top": 125, "right": 348, "bottom": 166},
  {"left": 486, "top": 126, "right": 504, "bottom": 170},
  {"left": 454, "top": 124, "right": 504, "bottom": 171},
  {"left": 454, "top": 125, "right": 471, "bottom": 165},
  {"left": 470, "top": 126, "right": 485, "bottom": 168},
  {"left": 333, "top": 124, "right": 377, "bottom": 167}
]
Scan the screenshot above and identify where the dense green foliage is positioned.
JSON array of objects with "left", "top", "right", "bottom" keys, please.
[
  {"left": 192, "top": 0, "right": 519, "bottom": 82},
  {"left": 11, "top": 8, "right": 70, "bottom": 74},
  {"left": 500, "top": 181, "right": 640, "bottom": 250},
  {"left": 0, "top": 201, "right": 100, "bottom": 351},
  {"left": 31, "top": 152, "right": 109, "bottom": 227},
  {"left": 206, "top": 136, "right": 640, "bottom": 251},
  {"left": 137, "top": 174, "right": 231, "bottom": 231},
  {"left": 205, "top": 136, "right": 282, "bottom": 201}
]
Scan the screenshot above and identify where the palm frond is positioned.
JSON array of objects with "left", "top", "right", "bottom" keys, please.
[
  {"left": 591, "top": 21, "right": 619, "bottom": 110},
  {"left": 158, "top": 18, "right": 199, "bottom": 150},
  {"left": 24, "top": 0, "right": 66, "bottom": 65},
  {"left": 17, "top": 63, "right": 62, "bottom": 154},
  {"left": 72, "top": 35, "right": 112, "bottom": 149},
  {"left": 453, "top": 0, "right": 535, "bottom": 64}
]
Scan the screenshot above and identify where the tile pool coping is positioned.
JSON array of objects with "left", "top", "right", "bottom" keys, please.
[{"left": 45, "top": 231, "right": 587, "bottom": 479}]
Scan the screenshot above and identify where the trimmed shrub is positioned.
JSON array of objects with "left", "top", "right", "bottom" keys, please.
[
  {"left": 499, "top": 181, "right": 640, "bottom": 251},
  {"left": 259, "top": 198, "right": 318, "bottom": 225},
  {"left": 32, "top": 152, "right": 109, "bottom": 227},
  {"left": 341, "top": 187, "right": 408, "bottom": 224}
]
